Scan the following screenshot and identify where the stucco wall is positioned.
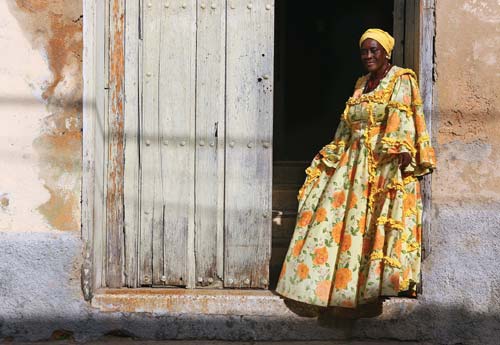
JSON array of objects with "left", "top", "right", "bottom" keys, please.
[
  {"left": 434, "top": 0, "right": 500, "bottom": 204},
  {"left": 0, "top": 0, "right": 82, "bottom": 232},
  {"left": 431, "top": 0, "right": 500, "bottom": 316},
  {"left": 0, "top": 0, "right": 499, "bottom": 344}
]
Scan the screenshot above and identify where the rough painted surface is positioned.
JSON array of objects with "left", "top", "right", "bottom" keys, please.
[
  {"left": 434, "top": 0, "right": 500, "bottom": 205},
  {"left": 0, "top": 0, "right": 500, "bottom": 344},
  {"left": 3, "top": 0, "right": 83, "bottom": 231},
  {"left": 0, "top": 0, "right": 51, "bottom": 232}
]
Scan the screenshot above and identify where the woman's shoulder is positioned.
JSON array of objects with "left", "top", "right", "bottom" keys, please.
[{"left": 389, "top": 65, "right": 418, "bottom": 80}]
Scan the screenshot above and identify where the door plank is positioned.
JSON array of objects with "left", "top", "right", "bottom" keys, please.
[
  {"left": 123, "top": 0, "right": 141, "bottom": 288},
  {"left": 158, "top": 0, "right": 197, "bottom": 287},
  {"left": 225, "top": 0, "right": 274, "bottom": 289},
  {"left": 418, "top": 0, "right": 435, "bottom": 261},
  {"left": 92, "top": 0, "right": 108, "bottom": 291},
  {"left": 139, "top": 0, "right": 162, "bottom": 286},
  {"left": 105, "top": 0, "right": 126, "bottom": 288},
  {"left": 194, "top": 0, "right": 226, "bottom": 288}
]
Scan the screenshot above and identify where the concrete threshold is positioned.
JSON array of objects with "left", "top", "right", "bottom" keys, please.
[
  {"left": 92, "top": 288, "right": 297, "bottom": 316},
  {"left": 92, "top": 288, "right": 418, "bottom": 320}
]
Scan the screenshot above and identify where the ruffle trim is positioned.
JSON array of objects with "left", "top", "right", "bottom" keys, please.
[
  {"left": 297, "top": 139, "right": 349, "bottom": 200},
  {"left": 380, "top": 137, "right": 417, "bottom": 157},
  {"left": 319, "top": 140, "right": 346, "bottom": 167},
  {"left": 386, "top": 101, "right": 414, "bottom": 118},
  {"left": 370, "top": 241, "right": 420, "bottom": 270},
  {"left": 417, "top": 134, "right": 430, "bottom": 144},
  {"left": 369, "top": 174, "right": 417, "bottom": 210},
  {"left": 370, "top": 251, "right": 402, "bottom": 268},
  {"left": 297, "top": 165, "right": 323, "bottom": 201},
  {"left": 377, "top": 216, "right": 405, "bottom": 231},
  {"left": 346, "top": 69, "right": 419, "bottom": 107}
]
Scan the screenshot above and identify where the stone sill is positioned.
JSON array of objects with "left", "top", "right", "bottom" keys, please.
[
  {"left": 92, "top": 288, "right": 418, "bottom": 319},
  {"left": 92, "top": 288, "right": 296, "bottom": 316}
]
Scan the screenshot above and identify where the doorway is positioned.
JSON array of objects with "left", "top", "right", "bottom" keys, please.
[
  {"left": 270, "top": 1, "right": 394, "bottom": 288},
  {"left": 273, "top": 1, "right": 393, "bottom": 161}
]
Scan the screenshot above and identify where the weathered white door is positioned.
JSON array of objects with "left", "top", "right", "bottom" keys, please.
[
  {"left": 116, "top": 0, "right": 274, "bottom": 289},
  {"left": 224, "top": 0, "right": 274, "bottom": 288}
]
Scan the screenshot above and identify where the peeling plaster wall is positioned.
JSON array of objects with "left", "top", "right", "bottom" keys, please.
[
  {"left": 434, "top": 0, "right": 500, "bottom": 205},
  {"left": 0, "top": 0, "right": 499, "bottom": 344},
  {"left": 0, "top": 0, "right": 83, "bottom": 232},
  {"left": 424, "top": 0, "right": 500, "bottom": 340}
]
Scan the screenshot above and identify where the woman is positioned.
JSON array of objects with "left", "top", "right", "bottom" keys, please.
[{"left": 276, "top": 29, "right": 436, "bottom": 308}]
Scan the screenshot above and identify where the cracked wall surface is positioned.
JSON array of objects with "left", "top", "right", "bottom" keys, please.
[{"left": 0, "top": 0, "right": 499, "bottom": 344}]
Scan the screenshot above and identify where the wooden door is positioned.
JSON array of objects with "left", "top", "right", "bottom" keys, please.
[
  {"left": 224, "top": 0, "right": 274, "bottom": 289},
  {"left": 114, "top": 0, "right": 274, "bottom": 289}
]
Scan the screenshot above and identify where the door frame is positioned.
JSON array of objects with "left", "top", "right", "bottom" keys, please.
[
  {"left": 393, "top": 0, "right": 435, "bottom": 263},
  {"left": 82, "top": 0, "right": 435, "bottom": 301}
]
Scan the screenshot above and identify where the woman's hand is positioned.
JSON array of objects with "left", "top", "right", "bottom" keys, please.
[{"left": 399, "top": 152, "right": 412, "bottom": 171}]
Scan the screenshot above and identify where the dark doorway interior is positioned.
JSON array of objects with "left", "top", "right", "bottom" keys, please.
[{"left": 273, "top": 1, "right": 394, "bottom": 161}]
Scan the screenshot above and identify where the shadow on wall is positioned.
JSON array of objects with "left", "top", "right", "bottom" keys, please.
[{"left": 0, "top": 304, "right": 499, "bottom": 343}]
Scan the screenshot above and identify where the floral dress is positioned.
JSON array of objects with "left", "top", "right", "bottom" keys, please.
[{"left": 276, "top": 66, "right": 436, "bottom": 308}]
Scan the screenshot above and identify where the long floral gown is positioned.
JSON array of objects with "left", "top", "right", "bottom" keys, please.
[{"left": 276, "top": 66, "right": 436, "bottom": 308}]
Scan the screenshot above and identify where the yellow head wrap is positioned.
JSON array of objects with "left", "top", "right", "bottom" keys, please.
[{"left": 359, "top": 28, "right": 395, "bottom": 58}]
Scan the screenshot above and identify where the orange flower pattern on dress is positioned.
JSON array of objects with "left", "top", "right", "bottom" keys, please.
[
  {"left": 340, "top": 234, "right": 352, "bottom": 252},
  {"left": 276, "top": 67, "right": 435, "bottom": 308},
  {"left": 358, "top": 215, "right": 367, "bottom": 235},
  {"left": 297, "top": 211, "right": 313, "bottom": 227},
  {"left": 279, "top": 263, "right": 286, "bottom": 280},
  {"left": 349, "top": 194, "right": 358, "bottom": 209},
  {"left": 373, "top": 232, "right": 385, "bottom": 251},
  {"left": 334, "top": 268, "right": 352, "bottom": 289},
  {"left": 297, "top": 263, "right": 309, "bottom": 280},
  {"left": 415, "top": 225, "right": 422, "bottom": 243},
  {"left": 313, "top": 246, "right": 329, "bottom": 265},
  {"left": 394, "top": 239, "right": 402, "bottom": 259},
  {"left": 420, "top": 146, "right": 436, "bottom": 165},
  {"left": 315, "top": 280, "right": 332, "bottom": 303},
  {"left": 342, "top": 300, "right": 354, "bottom": 308},
  {"left": 386, "top": 112, "right": 401, "bottom": 133},
  {"left": 415, "top": 115, "right": 426, "bottom": 135},
  {"left": 292, "top": 240, "right": 305, "bottom": 258},
  {"left": 403, "top": 194, "right": 416, "bottom": 212},
  {"left": 332, "top": 222, "right": 343, "bottom": 244},
  {"left": 315, "top": 207, "right": 328, "bottom": 223},
  {"left": 390, "top": 273, "right": 400, "bottom": 290},
  {"left": 332, "top": 190, "right": 346, "bottom": 208}
]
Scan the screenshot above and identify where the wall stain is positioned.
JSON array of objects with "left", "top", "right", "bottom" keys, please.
[{"left": 8, "top": 0, "right": 83, "bottom": 230}]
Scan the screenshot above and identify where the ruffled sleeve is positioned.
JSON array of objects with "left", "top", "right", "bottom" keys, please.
[
  {"left": 297, "top": 116, "right": 351, "bottom": 205},
  {"left": 318, "top": 117, "right": 351, "bottom": 168},
  {"left": 379, "top": 71, "right": 436, "bottom": 176}
]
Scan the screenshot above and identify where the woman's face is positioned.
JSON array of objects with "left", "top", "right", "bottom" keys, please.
[{"left": 360, "top": 38, "right": 388, "bottom": 74}]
